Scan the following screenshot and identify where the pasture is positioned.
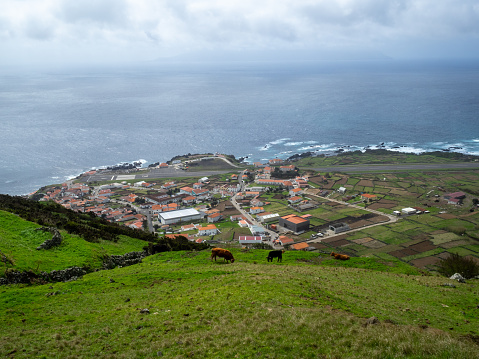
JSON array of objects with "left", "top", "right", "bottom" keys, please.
[{"left": 1, "top": 249, "right": 478, "bottom": 358}]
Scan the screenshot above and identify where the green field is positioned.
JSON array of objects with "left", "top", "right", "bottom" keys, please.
[
  {"left": 1, "top": 249, "right": 479, "bottom": 358},
  {"left": 0, "top": 210, "right": 148, "bottom": 276}
]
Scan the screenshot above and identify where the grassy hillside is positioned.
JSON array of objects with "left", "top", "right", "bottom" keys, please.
[
  {"left": 293, "top": 149, "right": 479, "bottom": 167},
  {"left": 0, "top": 210, "right": 148, "bottom": 276},
  {"left": 2, "top": 249, "right": 479, "bottom": 358}
]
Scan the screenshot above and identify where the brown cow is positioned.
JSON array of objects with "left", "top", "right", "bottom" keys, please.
[
  {"left": 331, "top": 252, "right": 350, "bottom": 260},
  {"left": 211, "top": 248, "right": 235, "bottom": 263}
]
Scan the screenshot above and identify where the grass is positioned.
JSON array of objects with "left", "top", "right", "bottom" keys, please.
[
  {"left": 1, "top": 249, "right": 479, "bottom": 358},
  {"left": 0, "top": 210, "right": 148, "bottom": 275}
]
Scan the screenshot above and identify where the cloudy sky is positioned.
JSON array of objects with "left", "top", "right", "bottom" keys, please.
[{"left": 2, "top": 0, "right": 479, "bottom": 65}]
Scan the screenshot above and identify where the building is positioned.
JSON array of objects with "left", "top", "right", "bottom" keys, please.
[
  {"left": 158, "top": 208, "right": 203, "bottom": 225},
  {"left": 198, "top": 224, "right": 219, "bottom": 236},
  {"left": 238, "top": 236, "right": 263, "bottom": 245},
  {"left": 250, "top": 225, "right": 267, "bottom": 236},
  {"left": 250, "top": 206, "right": 264, "bottom": 215},
  {"left": 207, "top": 213, "right": 223, "bottom": 223},
  {"left": 256, "top": 212, "right": 280, "bottom": 223},
  {"left": 444, "top": 192, "right": 466, "bottom": 205},
  {"left": 291, "top": 242, "right": 310, "bottom": 251},
  {"left": 329, "top": 222, "right": 350, "bottom": 234},
  {"left": 401, "top": 207, "right": 417, "bottom": 215},
  {"left": 277, "top": 236, "right": 294, "bottom": 246},
  {"left": 279, "top": 214, "right": 310, "bottom": 233}
]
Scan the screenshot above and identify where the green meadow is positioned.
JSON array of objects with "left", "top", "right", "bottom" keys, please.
[{"left": 2, "top": 248, "right": 479, "bottom": 358}]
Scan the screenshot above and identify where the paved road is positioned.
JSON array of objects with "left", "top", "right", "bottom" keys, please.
[
  {"left": 80, "top": 167, "right": 234, "bottom": 183},
  {"left": 304, "top": 189, "right": 397, "bottom": 245},
  {"left": 301, "top": 162, "right": 479, "bottom": 173}
]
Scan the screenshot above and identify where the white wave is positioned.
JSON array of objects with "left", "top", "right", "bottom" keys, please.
[
  {"left": 284, "top": 142, "right": 304, "bottom": 146},
  {"left": 387, "top": 146, "right": 426, "bottom": 154},
  {"left": 270, "top": 138, "right": 290, "bottom": 145}
]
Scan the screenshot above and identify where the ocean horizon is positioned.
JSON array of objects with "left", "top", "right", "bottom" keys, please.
[{"left": 1, "top": 59, "right": 479, "bottom": 196}]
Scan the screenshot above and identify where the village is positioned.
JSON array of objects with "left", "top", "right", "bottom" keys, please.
[{"left": 36, "top": 153, "right": 479, "bottom": 270}]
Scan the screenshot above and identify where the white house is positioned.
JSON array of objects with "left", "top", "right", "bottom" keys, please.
[{"left": 198, "top": 224, "right": 219, "bottom": 236}]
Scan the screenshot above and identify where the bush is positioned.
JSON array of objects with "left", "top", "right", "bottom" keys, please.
[{"left": 436, "top": 253, "right": 479, "bottom": 279}]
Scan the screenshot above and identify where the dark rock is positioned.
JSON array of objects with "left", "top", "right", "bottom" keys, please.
[
  {"left": 450, "top": 273, "right": 466, "bottom": 283},
  {"left": 103, "top": 251, "right": 146, "bottom": 269},
  {"left": 139, "top": 308, "right": 150, "bottom": 314},
  {"left": 441, "top": 283, "right": 456, "bottom": 288},
  {"left": 365, "top": 317, "right": 379, "bottom": 326},
  {"left": 36, "top": 227, "right": 62, "bottom": 250}
]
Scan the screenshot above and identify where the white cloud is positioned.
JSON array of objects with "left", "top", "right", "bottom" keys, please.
[{"left": 1, "top": 0, "right": 479, "bottom": 65}]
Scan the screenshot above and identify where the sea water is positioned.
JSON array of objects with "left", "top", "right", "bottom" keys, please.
[{"left": 1, "top": 59, "right": 479, "bottom": 195}]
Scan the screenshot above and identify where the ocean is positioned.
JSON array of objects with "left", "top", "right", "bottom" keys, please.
[{"left": 1, "top": 59, "right": 479, "bottom": 196}]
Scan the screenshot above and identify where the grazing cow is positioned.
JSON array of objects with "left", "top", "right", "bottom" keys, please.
[
  {"left": 211, "top": 248, "right": 235, "bottom": 263},
  {"left": 267, "top": 250, "right": 285, "bottom": 262},
  {"left": 330, "top": 252, "right": 350, "bottom": 260}
]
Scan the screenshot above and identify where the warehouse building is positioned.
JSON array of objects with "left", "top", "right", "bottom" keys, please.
[{"left": 158, "top": 208, "right": 203, "bottom": 225}]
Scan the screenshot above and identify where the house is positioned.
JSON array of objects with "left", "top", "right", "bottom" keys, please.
[
  {"left": 230, "top": 214, "right": 246, "bottom": 221},
  {"left": 329, "top": 222, "right": 350, "bottom": 234},
  {"left": 337, "top": 187, "right": 347, "bottom": 194},
  {"left": 159, "top": 163, "right": 168, "bottom": 168},
  {"left": 182, "top": 196, "right": 196, "bottom": 205},
  {"left": 161, "top": 181, "right": 176, "bottom": 189},
  {"left": 291, "top": 242, "right": 310, "bottom": 251},
  {"left": 288, "top": 196, "right": 302, "bottom": 204},
  {"left": 231, "top": 174, "right": 238, "bottom": 180},
  {"left": 179, "top": 186, "right": 194, "bottom": 195},
  {"left": 289, "top": 188, "right": 303, "bottom": 196},
  {"left": 181, "top": 224, "right": 197, "bottom": 232},
  {"left": 280, "top": 165, "right": 295, "bottom": 172},
  {"left": 444, "top": 192, "right": 466, "bottom": 205},
  {"left": 254, "top": 162, "right": 266, "bottom": 168},
  {"left": 361, "top": 194, "right": 377, "bottom": 202},
  {"left": 238, "top": 236, "right": 263, "bottom": 245},
  {"left": 193, "top": 182, "right": 203, "bottom": 189},
  {"left": 249, "top": 206, "right": 264, "bottom": 215},
  {"left": 198, "top": 224, "right": 219, "bottom": 236},
  {"left": 277, "top": 236, "right": 294, "bottom": 246},
  {"left": 207, "top": 213, "right": 223, "bottom": 223},
  {"left": 402, "top": 207, "right": 417, "bottom": 215},
  {"left": 263, "top": 166, "right": 272, "bottom": 174},
  {"left": 279, "top": 214, "right": 310, "bottom": 233},
  {"left": 238, "top": 220, "right": 250, "bottom": 227},
  {"left": 269, "top": 158, "right": 283, "bottom": 165}
]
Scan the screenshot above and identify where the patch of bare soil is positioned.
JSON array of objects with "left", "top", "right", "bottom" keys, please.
[
  {"left": 408, "top": 240, "right": 437, "bottom": 253},
  {"left": 410, "top": 256, "right": 442, "bottom": 268},
  {"left": 436, "top": 213, "right": 457, "bottom": 219}
]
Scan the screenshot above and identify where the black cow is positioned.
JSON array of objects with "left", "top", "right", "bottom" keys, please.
[{"left": 267, "top": 250, "right": 285, "bottom": 262}]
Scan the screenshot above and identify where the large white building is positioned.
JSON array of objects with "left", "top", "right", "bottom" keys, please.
[{"left": 158, "top": 208, "right": 203, "bottom": 225}]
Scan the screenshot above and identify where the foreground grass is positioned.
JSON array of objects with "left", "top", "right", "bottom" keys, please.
[{"left": 1, "top": 250, "right": 479, "bottom": 358}]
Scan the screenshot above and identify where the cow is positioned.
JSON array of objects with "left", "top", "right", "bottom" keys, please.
[
  {"left": 211, "top": 248, "right": 235, "bottom": 263},
  {"left": 267, "top": 250, "right": 285, "bottom": 262},
  {"left": 330, "top": 252, "right": 350, "bottom": 260}
]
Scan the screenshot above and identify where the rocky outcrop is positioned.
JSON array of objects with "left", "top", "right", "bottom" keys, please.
[
  {"left": 0, "top": 251, "right": 146, "bottom": 286},
  {"left": 36, "top": 227, "right": 62, "bottom": 250},
  {"left": 0, "top": 266, "right": 87, "bottom": 285},
  {"left": 40, "top": 267, "right": 86, "bottom": 282},
  {"left": 103, "top": 251, "right": 147, "bottom": 269}
]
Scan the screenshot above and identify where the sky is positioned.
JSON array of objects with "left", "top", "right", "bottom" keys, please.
[{"left": 1, "top": 0, "right": 479, "bottom": 66}]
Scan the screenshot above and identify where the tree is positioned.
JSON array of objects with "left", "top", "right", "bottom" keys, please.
[{"left": 436, "top": 253, "right": 479, "bottom": 279}]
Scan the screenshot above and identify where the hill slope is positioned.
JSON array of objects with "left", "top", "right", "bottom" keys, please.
[{"left": 1, "top": 249, "right": 479, "bottom": 358}]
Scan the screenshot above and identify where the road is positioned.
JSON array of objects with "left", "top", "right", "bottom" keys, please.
[
  {"left": 301, "top": 162, "right": 479, "bottom": 173},
  {"left": 303, "top": 189, "right": 397, "bottom": 245},
  {"left": 230, "top": 171, "right": 278, "bottom": 246},
  {"left": 80, "top": 167, "right": 234, "bottom": 184}
]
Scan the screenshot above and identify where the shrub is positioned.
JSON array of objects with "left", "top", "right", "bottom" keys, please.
[{"left": 436, "top": 253, "right": 479, "bottom": 279}]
